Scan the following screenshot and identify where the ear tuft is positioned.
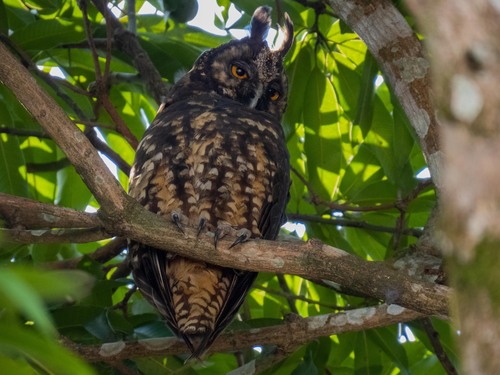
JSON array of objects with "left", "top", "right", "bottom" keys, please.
[
  {"left": 250, "top": 6, "right": 272, "bottom": 42},
  {"left": 276, "top": 13, "right": 294, "bottom": 57}
]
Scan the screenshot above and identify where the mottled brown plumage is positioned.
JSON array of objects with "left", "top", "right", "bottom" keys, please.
[{"left": 128, "top": 6, "right": 293, "bottom": 358}]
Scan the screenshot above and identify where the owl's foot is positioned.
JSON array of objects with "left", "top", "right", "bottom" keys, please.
[
  {"left": 197, "top": 217, "right": 207, "bottom": 237},
  {"left": 214, "top": 224, "right": 251, "bottom": 249},
  {"left": 171, "top": 211, "right": 188, "bottom": 234}
]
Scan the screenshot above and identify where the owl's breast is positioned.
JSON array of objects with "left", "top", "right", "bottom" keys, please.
[{"left": 130, "top": 96, "right": 289, "bottom": 237}]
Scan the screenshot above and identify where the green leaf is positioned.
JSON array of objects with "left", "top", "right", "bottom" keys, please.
[
  {"left": 0, "top": 0, "right": 8, "bottom": 34},
  {"left": 55, "top": 164, "right": 92, "bottom": 210},
  {"left": 0, "top": 323, "right": 95, "bottom": 375},
  {"left": 353, "top": 51, "right": 379, "bottom": 139},
  {"left": 3, "top": 0, "right": 35, "bottom": 31},
  {"left": 303, "top": 67, "right": 342, "bottom": 201},
  {"left": 367, "top": 327, "right": 409, "bottom": 373},
  {"left": 0, "top": 269, "right": 56, "bottom": 336},
  {"left": 0, "top": 267, "right": 95, "bottom": 336},
  {"left": 10, "top": 18, "right": 85, "bottom": 51}
]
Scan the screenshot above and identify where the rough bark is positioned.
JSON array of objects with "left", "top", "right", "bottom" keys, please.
[
  {"left": 329, "top": 0, "right": 442, "bottom": 188},
  {"left": 406, "top": 0, "right": 500, "bottom": 373},
  {"left": 0, "top": 193, "right": 449, "bottom": 317},
  {"left": 65, "top": 304, "right": 423, "bottom": 361}
]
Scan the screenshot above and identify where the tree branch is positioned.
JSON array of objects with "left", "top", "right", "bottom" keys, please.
[
  {"left": 420, "top": 318, "right": 458, "bottom": 375},
  {"left": 0, "top": 40, "right": 130, "bottom": 215},
  {"left": 0, "top": 227, "right": 109, "bottom": 244},
  {"left": 0, "top": 193, "right": 101, "bottom": 229},
  {"left": 64, "top": 304, "right": 424, "bottom": 361},
  {"left": 49, "top": 237, "right": 126, "bottom": 269},
  {"left": 0, "top": 190, "right": 449, "bottom": 317},
  {"left": 287, "top": 213, "right": 423, "bottom": 237},
  {"left": 89, "top": 0, "right": 169, "bottom": 104},
  {"left": 329, "top": 0, "right": 442, "bottom": 187}
]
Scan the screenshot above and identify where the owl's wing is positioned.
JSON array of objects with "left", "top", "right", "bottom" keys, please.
[
  {"left": 130, "top": 244, "right": 179, "bottom": 332},
  {"left": 258, "top": 158, "right": 290, "bottom": 240}
]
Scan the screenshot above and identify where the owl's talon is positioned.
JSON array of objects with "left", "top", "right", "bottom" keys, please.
[
  {"left": 229, "top": 229, "right": 251, "bottom": 249},
  {"left": 171, "top": 212, "right": 185, "bottom": 234},
  {"left": 213, "top": 227, "right": 225, "bottom": 249},
  {"left": 214, "top": 225, "right": 251, "bottom": 249},
  {"left": 197, "top": 217, "right": 206, "bottom": 237}
]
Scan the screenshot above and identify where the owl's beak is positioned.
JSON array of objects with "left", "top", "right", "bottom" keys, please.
[{"left": 249, "top": 83, "right": 264, "bottom": 109}]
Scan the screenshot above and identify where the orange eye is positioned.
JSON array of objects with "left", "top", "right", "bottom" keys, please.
[
  {"left": 231, "top": 64, "right": 249, "bottom": 79},
  {"left": 268, "top": 88, "right": 280, "bottom": 101}
]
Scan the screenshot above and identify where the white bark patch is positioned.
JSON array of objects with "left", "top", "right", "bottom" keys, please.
[
  {"left": 346, "top": 307, "right": 376, "bottom": 325},
  {"left": 138, "top": 337, "right": 178, "bottom": 351},
  {"left": 271, "top": 256, "right": 285, "bottom": 268},
  {"left": 412, "top": 108, "right": 431, "bottom": 141},
  {"left": 308, "top": 314, "right": 329, "bottom": 330},
  {"left": 427, "top": 151, "right": 443, "bottom": 189},
  {"left": 387, "top": 304, "right": 406, "bottom": 315},
  {"left": 95, "top": 174, "right": 104, "bottom": 185},
  {"left": 396, "top": 57, "right": 430, "bottom": 82},
  {"left": 41, "top": 213, "right": 57, "bottom": 223},
  {"left": 330, "top": 313, "right": 348, "bottom": 326},
  {"left": 490, "top": 0, "right": 500, "bottom": 12},
  {"left": 99, "top": 341, "right": 126, "bottom": 357},
  {"left": 240, "top": 247, "right": 261, "bottom": 262},
  {"left": 450, "top": 75, "right": 483, "bottom": 123}
]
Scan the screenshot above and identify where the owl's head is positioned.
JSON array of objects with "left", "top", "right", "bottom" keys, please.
[{"left": 171, "top": 7, "right": 294, "bottom": 119}]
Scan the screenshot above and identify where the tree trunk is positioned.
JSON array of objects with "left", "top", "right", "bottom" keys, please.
[{"left": 407, "top": 1, "right": 500, "bottom": 373}]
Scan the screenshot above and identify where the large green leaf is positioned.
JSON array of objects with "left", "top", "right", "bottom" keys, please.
[
  {"left": 0, "top": 323, "right": 95, "bottom": 375},
  {"left": 303, "top": 67, "right": 343, "bottom": 201},
  {"left": 10, "top": 18, "right": 85, "bottom": 51}
]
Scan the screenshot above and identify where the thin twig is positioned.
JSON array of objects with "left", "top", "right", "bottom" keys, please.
[
  {"left": 420, "top": 318, "right": 458, "bottom": 375},
  {"left": 112, "top": 285, "right": 137, "bottom": 317},
  {"left": 80, "top": 0, "right": 139, "bottom": 149},
  {"left": 26, "top": 158, "right": 71, "bottom": 172},
  {"left": 0, "top": 127, "right": 49, "bottom": 138},
  {"left": 276, "top": 275, "right": 299, "bottom": 314},
  {"left": 90, "top": 0, "right": 169, "bottom": 104},
  {"left": 287, "top": 213, "right": 423, "bottom": 237},
  {"left": 48, "top": 237, "right": 127, "bottom": 269},
  {"left": 291, "top": 165, "right": 433, "bottom": 213},
  {"left": 0, "top": 35, "right": 131, "bottom": 174}
]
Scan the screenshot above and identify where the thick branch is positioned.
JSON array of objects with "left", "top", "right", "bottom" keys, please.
[
  {"left": 0, "top": 228, "right": 109, "bottom": 244},
  {"left": 329, "top": 0, "right": 442, "bottom": 187},
  {"left": 1, "top": 190, "right": 449, "bottom": 317},
  {"left": 0, "top": 193, "right": 101, "bottom": 229},
  {"left": 65, "top": 304, "right": 424, "bottom": 361},
  {"left": 105, "top": 203, "right": 449, "bottom": 318},
  {"left": 0, "top": 41, "right": 130, "bottom": 215}
]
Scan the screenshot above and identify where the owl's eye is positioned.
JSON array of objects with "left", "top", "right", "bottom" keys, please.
[
  {"left": 231, "top": 64, "right": 249, "bottom": 79},
  {"left": 268, "top": 88, "right": 280, "bottom": 101}
]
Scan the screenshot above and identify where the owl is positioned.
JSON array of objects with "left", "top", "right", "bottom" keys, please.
[{"left": 128, "top": 6, "right": 293, "bottom": 358}]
